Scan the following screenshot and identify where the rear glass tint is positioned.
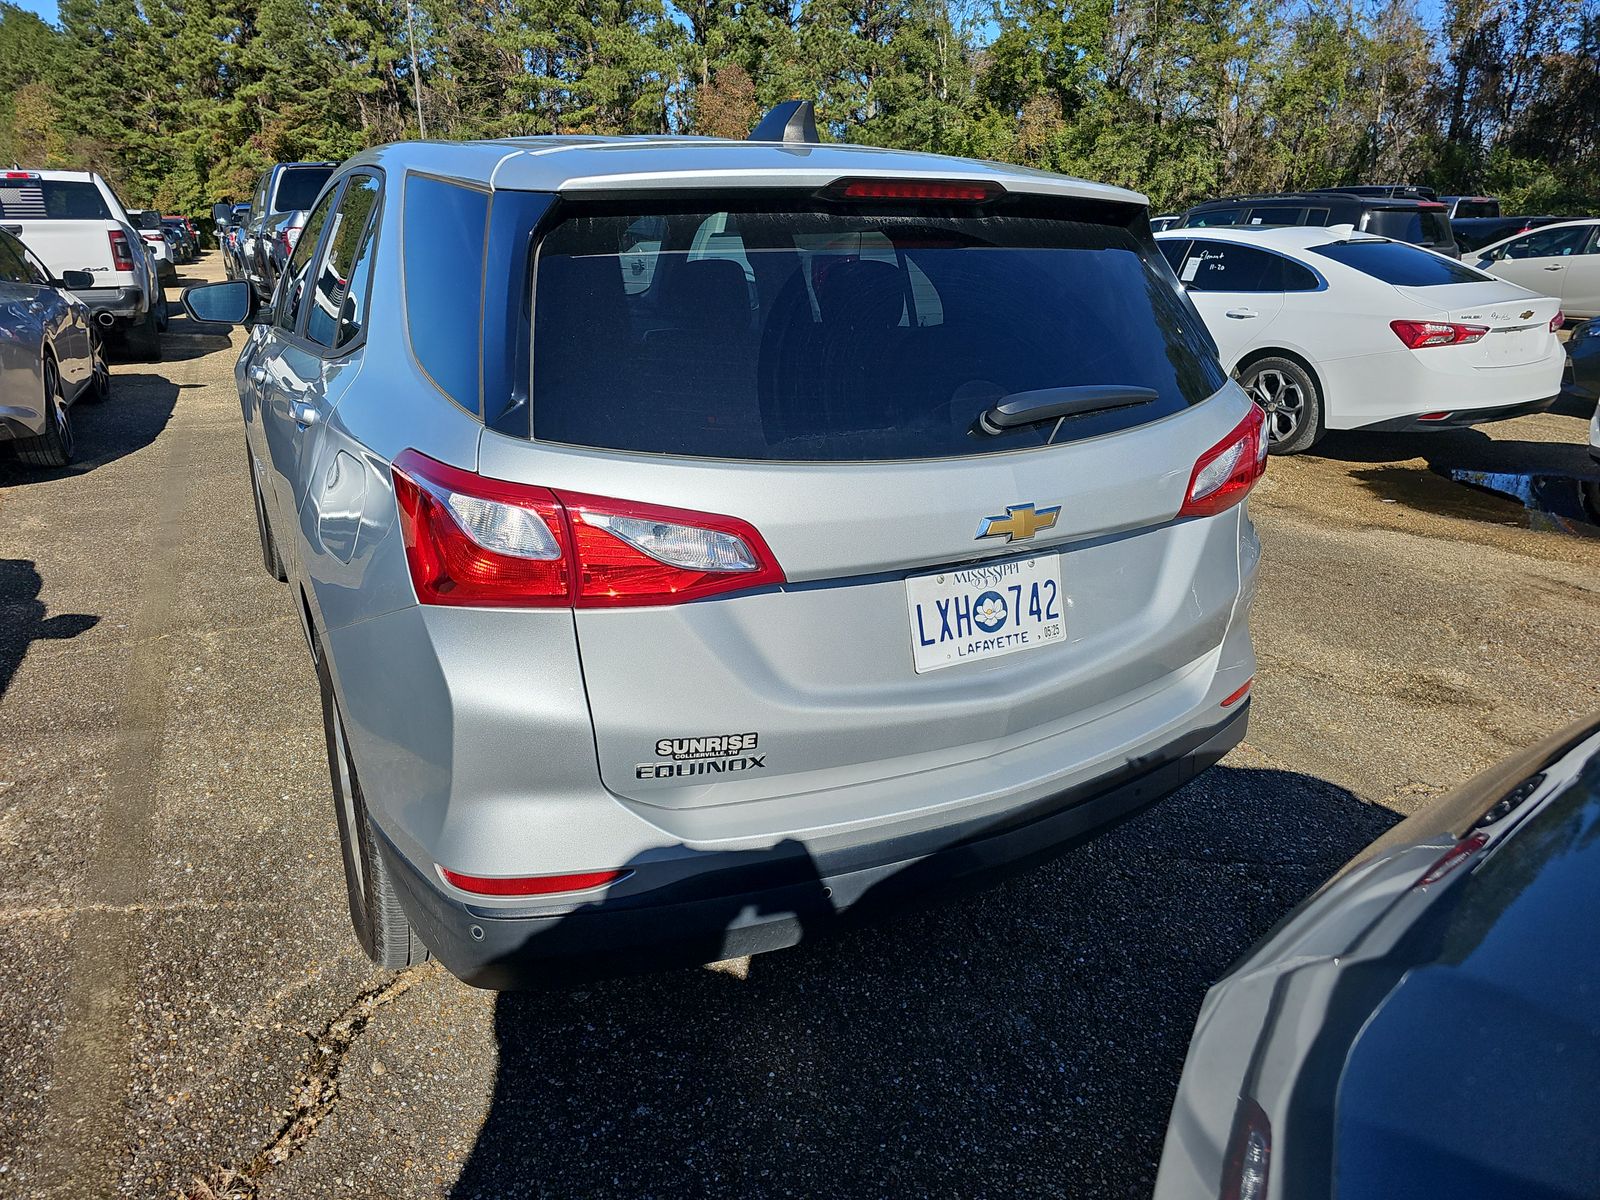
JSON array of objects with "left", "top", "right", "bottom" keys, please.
[
  {"left": 273, "top": 167, "right": 335, "bottom": 213},
  {"left": 1367, "top": 208, "right": 1453, "bottom": 246},
  {"left": 1187, "top": 208, "right": 1243, "bottom": 227},
  {"left": 1310, "top": 240, "right": 1487, "bottom": 286},
  {"left": 1454, "top": 200, "right": 1499, "bottom": 218},
  {"left": 0, "top": 179, "right": 111, "bottom": 221},
  {"left": 530, "top": 207, "right": 1226, "bottom": 461}
]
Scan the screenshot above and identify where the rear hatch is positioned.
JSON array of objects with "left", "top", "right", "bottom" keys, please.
[
  {"left": 0, "top": 173, "right": 125, "bottom": 279},
  {"left": 482, "top": 189, "right": 1248, "bottom": 820}
]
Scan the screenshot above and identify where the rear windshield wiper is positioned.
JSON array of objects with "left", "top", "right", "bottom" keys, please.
[{"left": 976, "top": 385, "right": 1159, "bottom": 437}]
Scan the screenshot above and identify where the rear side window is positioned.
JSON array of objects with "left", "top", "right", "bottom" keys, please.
[
  {"left": 404, "top": 175, "right": 487, "bottom": 414},
  {"left": 272, "top": 167, "right": 335, "bottom": 213},
  {"left": 1495, "top": 225, "right": 1594, "bottom": 260},
  {"left": 0, "top": 179, "right": 111, "bottom": 221},
  {"left": 1367, "top": 208, "right": 1453, "bottom": 247},
  {"left": 529, "top": 204, "right": 1225, "bottom": 462},
  {"left": 1188, "top": 207, "right": 1243, "bottom": 227},
  {"left": 1310, "top": 240, "right": 1486, "bottom": 286},
  {"left": 1241, "top": 207, "right": 1304, "bottom": 226}
]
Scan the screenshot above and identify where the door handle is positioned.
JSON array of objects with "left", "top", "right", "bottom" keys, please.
[
  {"left": 1224, "top": 308, "right": 1259, "bottom": 319},
  {"left": 248, "top": 364, "right": 268, "bottom": 385},
  {"left": 1542, "top": 264, "right": 1565, "bottom": 271},
  {"left": 289, "top": 399, "right": 320, "bottom": 428}
]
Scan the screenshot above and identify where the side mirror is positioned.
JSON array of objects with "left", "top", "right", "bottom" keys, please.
[
  {"left": 182, "top": 279, "right": 255, "bottom": 326},
  {"left": 59, "top": 269, "right": 95, "bottom": 291},
  {"left": 211, "top": 202, "right": 234, "bottom": 224}
]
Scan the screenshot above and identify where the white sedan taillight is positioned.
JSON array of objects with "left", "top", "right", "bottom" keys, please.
[{"left": 391, "top": 450, "right": 786, "bottom": 609}]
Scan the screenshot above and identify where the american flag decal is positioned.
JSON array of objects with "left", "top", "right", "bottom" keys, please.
[{"left": 0, "top": 185, "right": 47, "bottom": 219}]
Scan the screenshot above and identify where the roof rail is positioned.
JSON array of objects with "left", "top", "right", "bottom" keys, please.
[{"left": 749, "top": 101, "right": 820, "bottom": 145}]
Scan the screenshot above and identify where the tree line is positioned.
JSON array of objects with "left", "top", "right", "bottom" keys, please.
[{"left": 1, "top": 0, "right": 1596, "bottom": 219}]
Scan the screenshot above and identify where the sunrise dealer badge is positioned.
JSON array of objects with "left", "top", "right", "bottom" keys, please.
[{"left": 636, "top": 732, "right": 766, "bottom": 780}]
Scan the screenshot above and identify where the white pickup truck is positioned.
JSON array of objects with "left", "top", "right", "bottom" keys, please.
[{"left": 0, "top": 169, "right": 167, "bottom": 359}]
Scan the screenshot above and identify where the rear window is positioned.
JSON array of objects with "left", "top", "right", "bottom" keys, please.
[
  {"left": 0, "top": 179, "right": 111, "bottom": 221},
  {"left": 1366, "top": 207, "right": 1454, "bottom": 247},
  {"left": 528, "top": 204, "right": 1225, "bottom": 462},
  {"left": 1454, "top": 199, "right": 1499, "bottom": 218},
  {"left": 1310, "top": 240, "right": 1486, "bottom": 286},
  {"left": 272, "top": 166, "right": 335, "bottom": 213}
]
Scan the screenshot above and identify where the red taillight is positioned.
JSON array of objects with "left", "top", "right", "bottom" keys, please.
[
  {"left": 1551, "top": 310, "right": 1565, "bottom": 332},
  {"left": 392, "top": 450, "right": 571, "bottom": 608},
  {"left": 827, "top": 178, "right": 1002, "bottom": 203},
  {"left": 1417, "top": 412, "right": 1451, "bottom": 421},
  {"left": 107, "top": 229, "right": 134, "bottom": 271},
  {"left": 279, "top": 225, "right": 302, "bottom": 255},
  {"left": 1390, "top": 319, "right": 1488, "bottom": 349},
  {"left": 438, "top": 866, "right": 627, "bottom": 897},
  {"left": 391, "top": 450, "right": 786, "bottom": 609},
  {"left": 3, "top": 170, "right": 40, "bottom": 180},
  {"left": 1178, "top": 405, "right": 1268, "bottom": 519},
  {"left": 1220, "top": 1097, "right": 1272, "bottom": 1200},
  {"left": 1416, "top": 831, "right": 1490, "bottom": 887},
  {"left": 1221, "top": 678, "right": 1253, "bottom": 708}
]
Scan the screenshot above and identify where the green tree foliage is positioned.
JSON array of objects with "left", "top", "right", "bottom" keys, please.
[{"left": 0, "top": 0, "right": 1595, "bottom": 215}]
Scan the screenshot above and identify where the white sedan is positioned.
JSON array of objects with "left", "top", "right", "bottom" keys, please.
[
  {"left": 1471, "top": 218, "right": 1600, "bottom": 320},
  {"left": 1156, "top": 225, "right": 1567, "bottom": 453}
]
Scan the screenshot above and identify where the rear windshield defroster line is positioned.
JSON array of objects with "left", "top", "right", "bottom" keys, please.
[{"left": 525, "top": 204, "right": 1227, "bottom": 462}]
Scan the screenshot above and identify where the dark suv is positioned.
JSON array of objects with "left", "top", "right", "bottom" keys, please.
[{"left": 1179, "top": 192, "right": 1460, "bottom": 258}]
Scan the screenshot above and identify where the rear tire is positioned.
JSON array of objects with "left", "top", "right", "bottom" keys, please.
[
  {"left": 247, "top": 449, "right": 288, "bottom": 582},
  {"left": 84, "top": 335, "right": 112, "bottom": 404},
  {"left": 316, "top": 646, "right": 429, "bottom": 970},
  {"left": 127, "top": 297, "right": 162, "bottom": 362},
  {"left": 1236, "top": 355, "right": 1322, "bottom": 455},
  {"left": 15, "top": 358, "right": 74, "bottom": 468}
]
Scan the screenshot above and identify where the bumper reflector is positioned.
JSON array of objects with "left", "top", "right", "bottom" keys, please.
[
  {"left": 1221, "top": 678, "right": 1254, "bottom": 708},
  {"left": 439, "top": 867, "right": 627, "bottom": 897}
]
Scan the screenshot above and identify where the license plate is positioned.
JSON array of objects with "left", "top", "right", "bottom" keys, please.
[
  {"left": 1488, "top": 328, "right": 1536, "bottom": 362},
  {"left": 906, "top": 554, "right": 1065, "bottom": 674}
]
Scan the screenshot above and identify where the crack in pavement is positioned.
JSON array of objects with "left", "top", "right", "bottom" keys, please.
[{"left": 180, "top": 965, "right": 432, "bottom": 1200}]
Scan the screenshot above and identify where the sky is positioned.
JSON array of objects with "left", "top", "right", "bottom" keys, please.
[{"left": 13, "top": 0, "right": 57, "bottom": 21}]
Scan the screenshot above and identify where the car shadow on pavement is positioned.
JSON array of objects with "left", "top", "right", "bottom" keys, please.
[
  {"left": 0, "top": 373, "right": 177, "bottom": 485},
  {"left": 0, "top": 558, "right": 97, "bottom": 699},
  {"left": 450, "top": 764, "right": 1397, "bottom": 1199}
]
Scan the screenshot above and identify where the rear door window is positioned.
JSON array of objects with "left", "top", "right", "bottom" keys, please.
[
  {"left": 274, "top": 184, "right": 343, "bottom": 333},
  {"left": 1496, "top": 225, "right": 1594, "bottom": 261},
  {"left": 271, "top": 167, "right": 335, "bottom": 214},
  {"left": 529, "top": 204, "right": 1225, "bottom": 462},
  {"left": 1310, "top": 240, "right": 1486, "bottom": 285},
  {"left": 1242, "top": 207, "right": 1303, "bottom": 226},
  {"left": 1368, "top": 207, "right": 1453, "bottom": 246},
  {"left": 305, "top": 174, "right": 381, "bottom": 349},
  {"left": 1176, "top": 241, "right": 1283, "bottom": 291}
]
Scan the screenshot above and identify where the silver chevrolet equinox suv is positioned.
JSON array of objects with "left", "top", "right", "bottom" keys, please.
[{"left": 182, "top": 122, "right": 1264, "bottom": 988}]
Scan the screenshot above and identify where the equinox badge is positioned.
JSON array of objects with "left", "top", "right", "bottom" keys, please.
[{"left": 977, "top": 503, "right": 1061, "bottom": 543}]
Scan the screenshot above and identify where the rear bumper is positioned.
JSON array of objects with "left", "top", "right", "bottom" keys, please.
[
  {"left": 383, "top": 702, "right": 1248, "bottom": 989},
  {"left": 77, "top": 285, "right": 147, "bottom": 323},
  {"left": 1352, "top": 393, "right": 1556, "bottom": 433}
]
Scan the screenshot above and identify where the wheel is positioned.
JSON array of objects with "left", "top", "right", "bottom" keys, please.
[
  {"left": 247, "top": 448, "right": 288, "bottom": 582},
  {"left": 1236, "top": 355, "right": 1322, "bottom": 455},
  {"left": 15, "top": 357, "right": 74, "bottom": 468},
  {"left": 127, "top": 296, "right": 162, "bottom": 362},
  {"left": 155, "top": 288, "right": 169, "bottom": 332},
  {"left": 84, "top": 334, "right": 111, "bottom": 403},
  {"left": 316, "top": 645, "right": 429, "bottom": 970},
  {"left": 1582, "top": 480, "right": 1600, "bottom": 525}
]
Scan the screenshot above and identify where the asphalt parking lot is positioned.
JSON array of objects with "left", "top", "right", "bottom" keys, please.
[{"left": 2, "top": 254, "right": 1598, "bottom": 1200}]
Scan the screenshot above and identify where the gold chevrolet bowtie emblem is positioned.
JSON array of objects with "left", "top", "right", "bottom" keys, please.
[
  {"left": 977, "top": 503, "right": 1061, "bottom": 543},
  {"left": 1520, "top": 310, "right": 1535, "bottom": 320}
]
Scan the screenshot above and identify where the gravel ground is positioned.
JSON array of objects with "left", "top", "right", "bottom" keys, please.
[{"left": 1, "top": 253, "right": 1597, "bottom": 1199}]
